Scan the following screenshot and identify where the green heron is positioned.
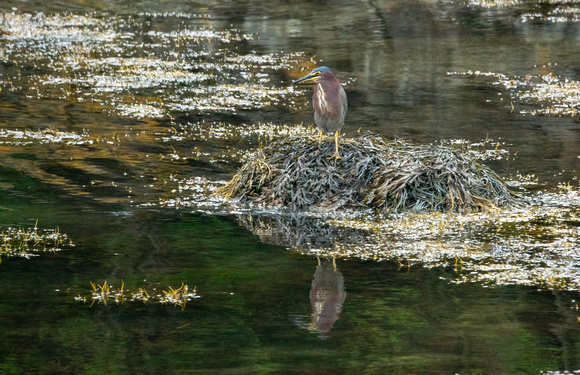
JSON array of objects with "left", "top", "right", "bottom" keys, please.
[{"left": 292, "top": 66, "right": 348, "bottom": 159}]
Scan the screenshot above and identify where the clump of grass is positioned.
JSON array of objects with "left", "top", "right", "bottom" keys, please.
[
  {"left": 217, "top": 133, "right": 516, "bottom": 213},
  {"left": 88, "top": 280, "right": 117, "bottom": 307},
  {"left": 0, "top": 220, "right": 73, "bottom": 260},
  {"left": 160, "top": 283, "right": 197, "bottom": 310},
  {"left": 130, "top": 288, "right": 150, "bottom": 303},
  {"left": 76, "top": 281, "right": 199, "bottom": 309}
]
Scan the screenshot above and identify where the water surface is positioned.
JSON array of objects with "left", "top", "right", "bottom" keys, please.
[{"left": 0, "top": 0, "right": 579, "bottom": 373}]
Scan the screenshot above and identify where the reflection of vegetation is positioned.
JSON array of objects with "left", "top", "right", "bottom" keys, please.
[
  {"left": 338, "top": 275, "right": 576, "bottom": 374},
  {"left": 219, "top": 132, "right": 516, "bottom": 213},
  {"left": 0, "top": 221, "right": 73, "bottom": 260},
  {"left": 235, "top": 182, "right": 580, "bottom": 291},
  {"left": 76, "top": 280, "right": 199, "bottom": 309},
  {"left": 238, "top": 212, "right": 369, "bottom": 250}
]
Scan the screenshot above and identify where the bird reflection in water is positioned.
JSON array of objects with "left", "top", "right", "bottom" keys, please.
[
  {"left": 307, "top": 258, "right": 346, "bottom": 338},
  {"left": 237, "top": 214, "right": 348, "bottom": 337}
]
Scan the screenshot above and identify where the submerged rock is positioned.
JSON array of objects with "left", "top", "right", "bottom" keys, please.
[{"left": 217, "top": 133, "right": 517, "bottom": 213}]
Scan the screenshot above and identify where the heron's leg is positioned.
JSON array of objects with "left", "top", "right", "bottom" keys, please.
[
  {"left": 331, "top": 131, "right": 342, "bottom": 159},
  {"left": 318, "top": 130, "right": 323, "bottom": 144}
]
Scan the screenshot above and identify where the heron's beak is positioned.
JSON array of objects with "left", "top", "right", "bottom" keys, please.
[{"left": 291, "top": 72, "right": 318, "bottom": 85}]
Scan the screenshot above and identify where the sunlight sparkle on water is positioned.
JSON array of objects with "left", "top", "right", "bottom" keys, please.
[
  {"left": 448, "top": 70, "right": 580, "bottom": 117},
  {"left": 0, "top": 12, "right": 308, "bottom": 119}
]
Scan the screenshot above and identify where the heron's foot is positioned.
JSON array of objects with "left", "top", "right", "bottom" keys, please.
[{"left": 330, "top": 131, "right": 342, "bottom": 160}]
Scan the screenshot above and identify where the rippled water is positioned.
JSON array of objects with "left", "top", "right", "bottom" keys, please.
[{"left": 0, "top": 0, "right": 579, "bottom": 373}]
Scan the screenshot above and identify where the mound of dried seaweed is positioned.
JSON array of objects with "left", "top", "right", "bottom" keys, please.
[{"left": 218, "top": 133, "right": 516, "bottom": 213}]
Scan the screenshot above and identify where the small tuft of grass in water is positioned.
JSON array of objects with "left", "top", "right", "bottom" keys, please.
[
  {"left": 76, "top": 280, "right": 199, "bottom": 309},
  {"left": 0, "top": 220, "right": 73, "bottom": 260},
  {"left": 161, "top": 283, "right": 197, "bottom": 310}
]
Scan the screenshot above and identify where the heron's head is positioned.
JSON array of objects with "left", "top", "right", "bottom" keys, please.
[{"left": 291, "top": 66, "right": 333, "bottom": 85}]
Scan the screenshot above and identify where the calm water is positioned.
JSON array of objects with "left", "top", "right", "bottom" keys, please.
[{"left": 0, "top": 0, "right": 580, "bottom": 373}]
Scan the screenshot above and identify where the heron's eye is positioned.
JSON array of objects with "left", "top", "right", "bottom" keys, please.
[{"left": 313, "top": 72, "right": 320, "bottom": 76}]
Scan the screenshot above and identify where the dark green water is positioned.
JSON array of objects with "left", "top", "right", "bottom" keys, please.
[{"left": 0, "top": 0, "right": 580, "bottom": 373}]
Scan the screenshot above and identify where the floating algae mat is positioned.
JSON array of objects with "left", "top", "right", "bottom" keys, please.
[{"left": 218, "top": 133, "right": 516, "bottom": 213}]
